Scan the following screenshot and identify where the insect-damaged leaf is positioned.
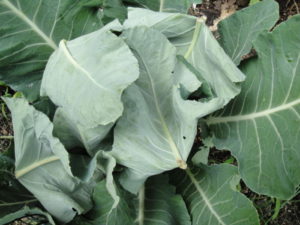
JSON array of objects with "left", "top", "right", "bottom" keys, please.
[
  {"left": 4, "top": 97, "right": 93, "bottom": 222},
  {"left": 207, "top": 15, "right": 300, "bottom": 199},
  {"left": 110, "top": 24, "right": 243, "bottom": 193},
  {"left": 0, "top": 0, "right": 103, "bottom": 101},
  {"left": 172, "top": 164, "right": 259, "bottom": 225}
]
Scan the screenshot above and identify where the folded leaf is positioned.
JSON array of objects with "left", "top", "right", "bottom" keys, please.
[
  {"left": 172, "top": 165, "right": 259, "bottom": 225},
  {"left": 218, "top": 0, "right": 279, "bottom": 65},
  {"left": 4, "top": 97, "right": 93, "bottom": 222},
  {"left": 0, "top": 0, "right": 103, "bottom": 101},
  {"left": 0, "top": 151, "right": 39, "bottom": 218},
  {"left": 124, "top": 8, "right": 245, "bottom": 108},
  {"left": 41, "top": 26, "right": 139, "bottom": 154},
  {"left": 111, "top": 15, "right": 244, "bottom": 193},
  {"left": 76, "top": 174, "right": 191, "bottom": 225},
  {"left": 207, "top": 15, "right": 300, "bottom": 199},
  {"left": 136, "top": 175, "right": 191, "bottom": 225}
]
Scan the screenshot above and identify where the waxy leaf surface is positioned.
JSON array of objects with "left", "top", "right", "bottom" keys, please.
[
  {"left": 172, "top": 165, "right": 259, "bottom": 225},
  {"left": 5, "top": 97, "right": 93, "bottom": 222},
  {"left": 110, "top": 24, "right": 243, "bottom": 193},
  {"left": 218, "top": 0, "right": 279, "bottom": 65},
  {"left": 207, "top": 15, "right": 300, "bottom": 199},
  {"left": 0, "top": 0, "right": 103, "bottom": 101},
  {"left": 41, "top": 27, "right": 139, "bottom": 154}
]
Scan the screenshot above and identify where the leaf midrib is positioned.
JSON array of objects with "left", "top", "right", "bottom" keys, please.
[
  {"left": 2, "top": 0, "right": 57, "bottom": 50},
  {"left": 207, "top": 98, "right": 300, "bottom": 124},
  {"left": 136, "top": 47, "right": 186, "bottom": 169},
  {"left": 186, "top": 169, "right": 226, "bottom": 225},
  {"left": 15, "top": 156, "right": 60, "bottom": 178},
  {"left": 59, "top": 40, "right": 110, "bottom": 92}
]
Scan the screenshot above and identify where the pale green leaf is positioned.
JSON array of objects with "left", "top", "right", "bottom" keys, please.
[
  {"left": 0, "top": 0, "right": 103, "bottom": 101},
  {"left": 41, "top": 25, "right": 139, "bottom": 154},
  {"left": 218, "top": 0, "right": 279, "bottom": 65},
  {"left": 172, "top": 165, "right": 259, "bottom": 225},
  {"left": 207, "top": 15, "right": 300, "bottom": 199},
  {"left": 4, "top": 97, "right": 93, "bottom": 222},
  {"left": 124, "top": 8, "right": 245, "bottom": 107},
  {"left": 110, "top": 24, "right": 243, "bottom": 193}
]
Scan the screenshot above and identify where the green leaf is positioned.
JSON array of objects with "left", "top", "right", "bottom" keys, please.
[
  {"left": 0, "top": 0, "right": 103, "bottom": 101},
  {"left": 207, "top": 15, "right": 300, "bottom": 199},
  {"left": 218, "top": 0, "right": 279, "bottom": 65},
  {"left": 72, "top": 152, "right": 135, "bottom": 225},
  {"left": 192, "top": 137, "right": 214, "bottom": 166},
  {"left": 136, "top": 175, "right": 191, "bottom": 225},
  {"left": 125, "top": 0, "right": 198, "bottom": 13},
  {"left": 0, "top": 206, "right": 56, "bottom": 225},
  {"left": 4, "top": 97, "right": 94, "bottom": 222},
  {"left": 76, "top": 174, "right": 191, "bottom": 225},
  {"left": 101, "top": 0, "right": 127, "bottom": 24},
  {"left": 41, "top": 24, "right": 139, "bottom": 155},
  {"left": 172, "top": 165, "right": 260, "bottom": 225},
  {"left": 124, "top": 8, "right": 245, "bottom": 105},
  {"left": 111, "top": 13, "right": 244, "bottom": 193},
  {"left": 0, "top": 151, "right": 40, "bottom": 218}
]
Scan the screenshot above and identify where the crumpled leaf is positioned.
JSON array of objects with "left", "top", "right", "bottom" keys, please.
[
  {"left": 207, "top": 15, "right": 300, "bottom": 199},
  {"left": 0, "top": 206, "right": 55, "bottom": 225},
  {"left": 218, "top": 0, "right": 279, "bottom": 65},
  {"left": 74, "top": 174, "right": 191, "bottom": 225},
  {"left": 4, "top": 97, "right": 94, "bottom": 222},
  {"left": 0, "top": 0, "right": 103, "bottom": 101},
  {"left": 111, "top": 10, "right": 244, "bottom": 193},
  {"left": 124, "top": 7, "right": 245, "bottom": 107},
  {"left": 171, "top": 164, "right": 259, "bottom": 225},
  {"left": 41, "top": 25, "right": 139, "bottom": 154}
]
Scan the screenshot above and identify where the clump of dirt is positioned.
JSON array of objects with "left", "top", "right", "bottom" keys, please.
[
  {"left": 276, "top": 0, "right": 300, "bottom": 24},
  {"left": 0, "top": 87, "right": 13, "bottom": 153},
  {"left": 242, "top": 183, "right": 300, "bottom": 225}
]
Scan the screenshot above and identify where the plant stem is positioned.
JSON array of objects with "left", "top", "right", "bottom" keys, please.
[
  {"left": 271, "top": 198, "right": 281, "bottom": 220},
  {"left": 0, "top": 135, "right": 13, "bottom": 139}
]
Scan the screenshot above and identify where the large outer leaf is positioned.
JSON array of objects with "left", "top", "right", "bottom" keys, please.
[
  {"left": 110, "top": 24, "right": 243, "bottom": 193},
  {"left": 0, "top": 0, "right": 103, "bottom": 101},
  {"left": 4, "top": 97, "right": 93, "bottom": 222},
  {"left": 218, "top": 0, "right": 279, "bottom": 65},
  {"left": 207, "top": 15, "right": 300, "bottom": 199},
  {"left": 172, "top": 165, "right": 259, "bottom": 225},
  {"left": 41, "top": 26, "right": 139, "bottom": 154}
]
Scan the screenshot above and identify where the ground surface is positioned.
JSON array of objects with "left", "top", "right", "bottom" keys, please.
[{"left": 1, "top": 0, "right": 300, "bottom": 224}]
